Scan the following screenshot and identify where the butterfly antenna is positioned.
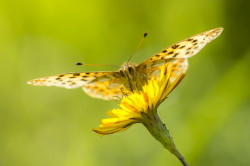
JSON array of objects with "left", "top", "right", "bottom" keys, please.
[
  {"left": 127, "top": 32, "right": 148, "bottom": 65},
  {"left": 76, "top": 62, "right": 119, "bottom": 68}
]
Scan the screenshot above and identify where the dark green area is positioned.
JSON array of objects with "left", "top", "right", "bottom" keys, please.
[{"left": 0, "top": 0, "right": 249, "bottom": 166}]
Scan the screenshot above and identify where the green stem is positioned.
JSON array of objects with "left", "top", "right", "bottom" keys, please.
[{"left": 142, "top": 111, "right": 188, "bottom": 166}]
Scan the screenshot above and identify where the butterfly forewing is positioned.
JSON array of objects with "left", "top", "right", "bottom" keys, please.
[
  {"left": 138, "top": 27, "right": 223, "bottom": 81},
  {"left": 28, "top": 72, "right": 107, "bottom": 88},
  {"left": 28, "top": 71, "right": 126, "bottom": 100},
  {"left": 141, "top": 28, "right": 223, "bottom": 63}
]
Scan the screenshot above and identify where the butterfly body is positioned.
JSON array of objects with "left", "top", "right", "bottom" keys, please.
[
  {"left": 28, "top": 27, "right": 223, "bottom": 100},
  {"left": 118, "top": 63, "right": 146, "bottom": 93}
]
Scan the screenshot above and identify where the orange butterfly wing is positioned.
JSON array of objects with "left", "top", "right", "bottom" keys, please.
[
  {"left": 27, "top": 72, "right": 125, "bottom": 100},
  {"left": 137, "top": 27, "right": 223, "bottom": 81}
]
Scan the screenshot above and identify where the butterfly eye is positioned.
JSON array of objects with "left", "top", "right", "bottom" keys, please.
[{"left": 128, "top": 66, "right": 134, "bottom": 73}]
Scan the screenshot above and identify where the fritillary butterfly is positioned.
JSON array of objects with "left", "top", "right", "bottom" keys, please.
[{"left": 27, "top": 27, "right": 223, "bottom": 100}]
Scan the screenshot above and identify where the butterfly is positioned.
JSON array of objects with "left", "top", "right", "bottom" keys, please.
[{"left": 27, "top": 27, "right": 223, "bottom": 100}]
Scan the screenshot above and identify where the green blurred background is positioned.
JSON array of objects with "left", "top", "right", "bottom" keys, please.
[{"left": 0, "top": 0, "right": 250, "bottom": 166}]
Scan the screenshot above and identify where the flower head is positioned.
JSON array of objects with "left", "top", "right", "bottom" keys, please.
[
  {"left": 93, "top": 64, "right": 188, "bottom": 166},
  {"left": 93, "top": 64, "right": 185, "bottom": 135}
]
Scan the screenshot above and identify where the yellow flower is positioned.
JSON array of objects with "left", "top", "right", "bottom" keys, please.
[
  {"left": 93, "top": 64, "right": 188, "bottom": 166},
  {"left": 93, "top": 64, "right": 185, "bottom": 135}
]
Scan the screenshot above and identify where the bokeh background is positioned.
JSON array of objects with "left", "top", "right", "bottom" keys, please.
[{"left": 0, "top": 0, "right": 250, "bottom": 166}]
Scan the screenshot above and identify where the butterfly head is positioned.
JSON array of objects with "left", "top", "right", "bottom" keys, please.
[
  {"left": 119, "top": 62, "right": 137, "bottom": 75},
  {"left": 119, "top": 63, "right": 140, "bottom": 92}
]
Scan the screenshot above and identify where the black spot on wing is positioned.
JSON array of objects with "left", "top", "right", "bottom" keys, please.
[
  {"left": 172, "top": 44, "right": 179, "bottom": 49},
  {"left": 173, "top": 53, "right": 179, "bottom": 57},
  {"left": 73, "top": 73, "right": 80, "bottom": 76},
  {"left": 59, "top": 74, "right": 65, "bottom": 77},
  {"left": 168, "top": 51, "right": 174, "bottom": 55}
]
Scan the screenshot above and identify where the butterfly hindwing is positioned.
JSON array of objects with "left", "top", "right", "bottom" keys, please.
[
  {"left": 137, "top": 58, "right": 188, "bottom": 82},
  {"left": 82, "top": 72, "right": 125, "bottom": 100}
]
